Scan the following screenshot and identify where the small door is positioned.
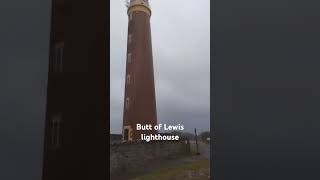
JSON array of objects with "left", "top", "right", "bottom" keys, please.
[{"left": 124, "top": 129, "right": 129, "bottom": 141}]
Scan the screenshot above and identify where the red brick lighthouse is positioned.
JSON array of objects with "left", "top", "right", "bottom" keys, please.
[
  {"left": 42, "top": 0, "right": 107, "bottom": 179},
  {"left": 122, "top": 0, "right": 158, "bottom": 141}
]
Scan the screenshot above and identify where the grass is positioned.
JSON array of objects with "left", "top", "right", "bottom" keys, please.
[{"left": 132, "top": 159, "right": 210, "bottom": 180}]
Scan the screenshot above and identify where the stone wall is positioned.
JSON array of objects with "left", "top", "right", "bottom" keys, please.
[{"left": 110, "top": 140, "right": 190, "bottom": 174}]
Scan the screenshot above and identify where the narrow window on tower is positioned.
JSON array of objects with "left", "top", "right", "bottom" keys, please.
[
  {"left": 125, "top": 97, "right": 130, "bottom": 110},
  {"left": 128, "top": 34, "right": 132, "bottom": 44},
  {"left": 127, "top": 74, "right": 131, "bottom": 85},
  {"left": 54, "top": 43, "right": 64, "bottom": 72},
  {"left": 129, "top": 13, "right": 133, "bottom": 21},
  {"left": 51, "top": 113, "right": 62, "bottom": 148},
  {"left": 127, "top": 53, "right": 132, "bottom": 63}
]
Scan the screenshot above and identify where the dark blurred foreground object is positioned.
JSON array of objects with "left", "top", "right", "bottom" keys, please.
[{"left": 41, "top": 0, "right": 108, "bottom": 179}]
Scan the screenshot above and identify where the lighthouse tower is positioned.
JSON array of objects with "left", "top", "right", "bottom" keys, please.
[
  {"left": 122, "top": 0, "right": 158, "bottom": 141},
  {"left": 42, "top": 0, "right": 107, "bottom": 179}
]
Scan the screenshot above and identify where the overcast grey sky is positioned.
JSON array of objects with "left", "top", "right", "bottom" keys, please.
[{"left": 110, "top": 0, "right": 210, "bottom": 134}]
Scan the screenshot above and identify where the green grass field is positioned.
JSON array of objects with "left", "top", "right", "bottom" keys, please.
[{"left": 132, "top": 159, "right": 210, "bottom": 180}]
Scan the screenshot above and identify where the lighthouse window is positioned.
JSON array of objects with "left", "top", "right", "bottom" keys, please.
[
  {"left": 54, "top": 43, "right": 64, "bottom": 72},
  {"left": 128, "top": 34, "right": 132, "bottom": 44},
  {"left": 125, "top": 97, "right": 130, "bottom": 110},
  {"left": 51, "top": 113, "right": 62, "bottom": 147},
  {"left": 127, "top": 74, "right": 131, "bottom": 84},
  {"left": 127, "top": 53, "right": 132, "bottom": 63}
]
